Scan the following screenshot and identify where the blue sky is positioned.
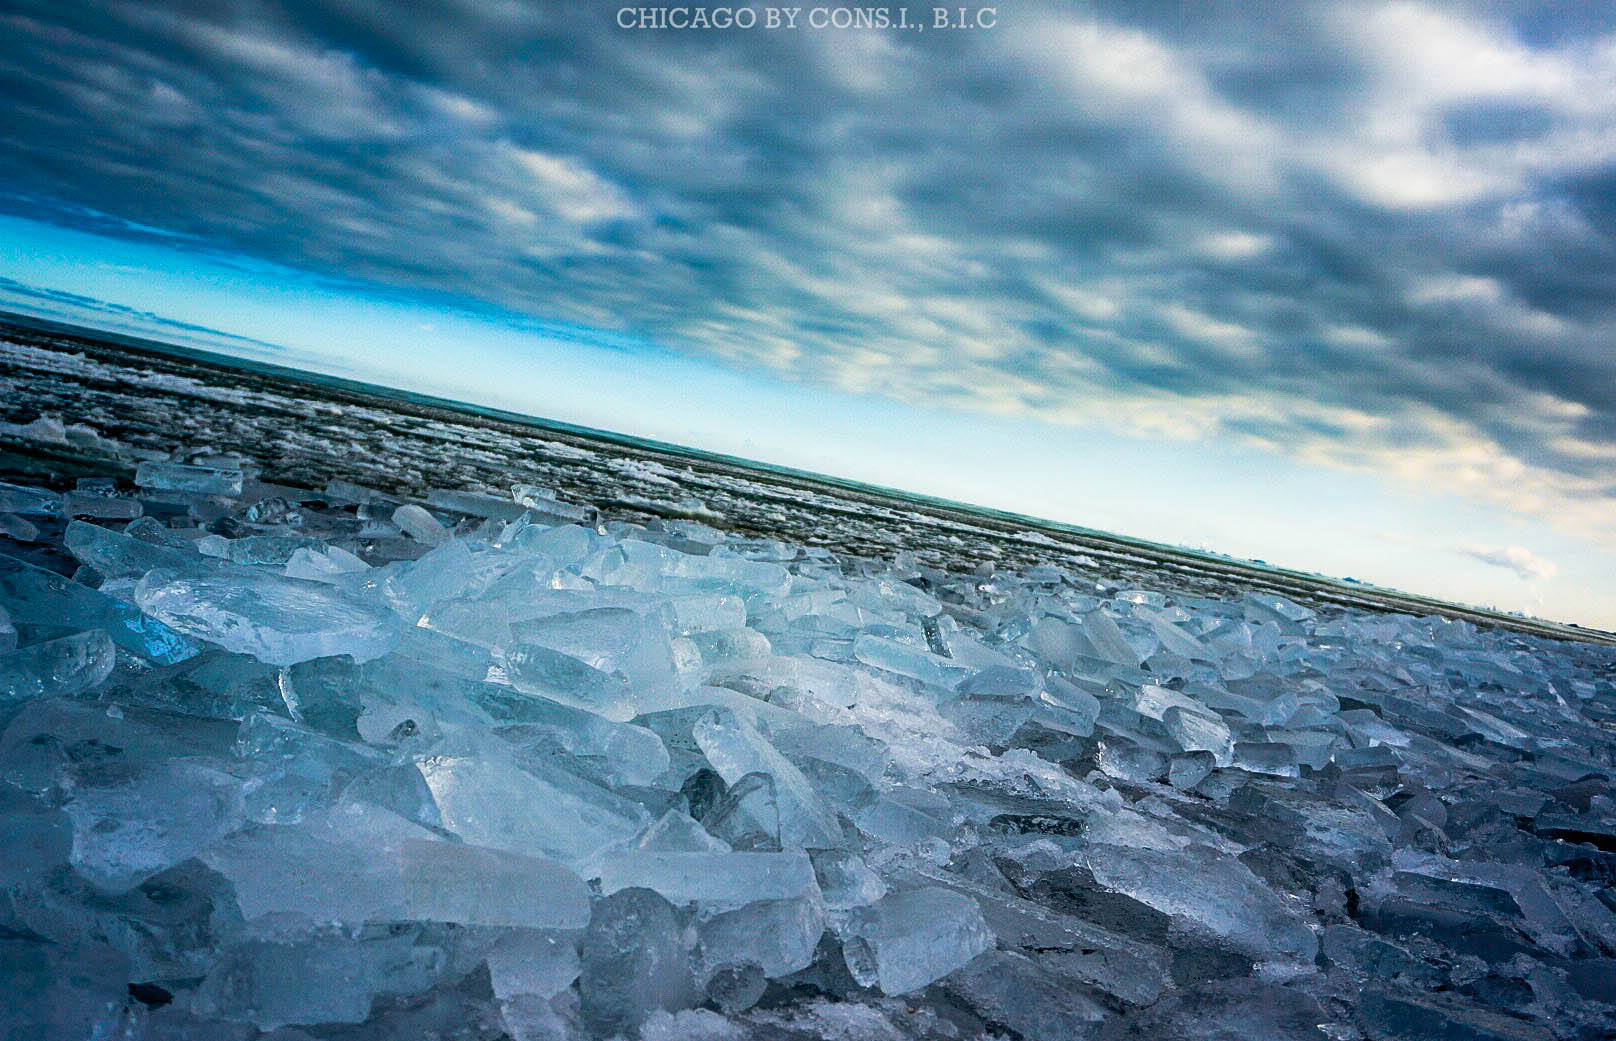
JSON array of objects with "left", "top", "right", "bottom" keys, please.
[{"left": 2, "top": 1, "right": 1615, "bottom": 628}]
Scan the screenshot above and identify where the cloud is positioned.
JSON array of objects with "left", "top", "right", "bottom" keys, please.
[
  {"left": 0, "top": 0, "right": 1615, "bottom": 548},
  {"left": 1456, "top": 540, "right": 1559, "bottom": 581}
]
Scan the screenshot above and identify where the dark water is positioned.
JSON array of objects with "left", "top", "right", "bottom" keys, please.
[{"left": 1, "top": 311, "right": 1608, "bottom": 647}]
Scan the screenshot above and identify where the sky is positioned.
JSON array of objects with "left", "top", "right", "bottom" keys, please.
[{"left": 2, "top": 1, "right": 1615, "bottom": 629}]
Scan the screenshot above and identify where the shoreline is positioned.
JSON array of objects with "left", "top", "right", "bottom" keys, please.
[{"left": 3, "top": 309, "right": 1610, "bottom": 648}]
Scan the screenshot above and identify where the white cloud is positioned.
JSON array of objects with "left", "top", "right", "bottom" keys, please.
[{"left": 1456, "top": 540, "right": 1558, "bottom": 581}]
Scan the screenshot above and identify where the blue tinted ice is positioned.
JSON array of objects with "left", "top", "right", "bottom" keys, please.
[{"left": 0, "top": 464, "right": 1610, "bottom": 1038}]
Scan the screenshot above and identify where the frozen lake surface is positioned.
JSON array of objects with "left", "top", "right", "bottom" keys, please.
[{"left": 1, "top": 314, "right": 1614, "bottom": 1039}]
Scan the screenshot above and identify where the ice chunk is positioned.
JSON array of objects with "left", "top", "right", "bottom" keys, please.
[
  {"left": 663, "top": 593, "right": 748, "bottom": 634},
  {"left": 0, "top": 604, "right": 13, "bottom": 654},
  {"left": 944, "top": 950, "right": 1108, "bottom": 1040},
  {"left": 1040, "top": 673, "right": 1101, "bottom": 734},
  {"left": 0, "top": 513, "right": 40, "bottom": 542},
  {"left": 487, "top": 930, "right": 581, "bottom": 1002},
  {"left": 0, "top": 481, "right": 63, "bottom": 515},
  {"left": 1233, "top": 741, "right": 1300, "bottom": 777},
  {"left": 638, "top": 808, "right": 733, "bottom": 853},
  {"left": 223, "top": 534, "right": 326, "bottom": 566},
  {"left": 202, "top": 806, "right": 590, "bottom": 928},
  {"left": 1123, "top": 979, "right": 1330, "bottom": 1041},
  {"left": 512, "top": 484, "right": 596, "bottom": 523},
  {"left": 60, "top": 757, "right": 245, "bottom": 892},
  {"left": 427, "top": 487, "right": 529, "bottom": 521},
  {"left": 579, "top": 887, "right": 699, "bottom": 1037},
  {"left": 599, "top": 851, "right": 820, "bottom": 907},
  {"left": 853, "top": 632, "right": 968, "bottom": 689},
  {"left": 1078, "top": 842, "right": 1317, "bottom": 962},
  {"left": 674, "top": 626, "right": 774, "bottom": 674},
  {"left": 697, "top": 895, "right": 825, "bottom": 979},
  {"left": 841, "top": 887, "right": 994, "bottom": 995},
  {"left": 1168, "top": 750, "right": 1216, "bottom": 789},
  {"left": 513, "top": 606, "right": 679, "bottom": 694},
  {"left": 943, "top": 665, "right": 1040, "bottom": 745},
  {"left": 496, "top": 639, "right": 640, "bottom": 721},
  {"left": 193, "top": 919, "right": 452, "bottom": 1030},
  {"left": 1161, "top": 705, "right": 1235, "bottom": 766},
  {"left": 135, "top": 461, "right": 243, "bottom": 496},
  {"left": 0, "top": 629, "right": 115, "bottom": 703},
  {"left": 64, "top": 519, "right": 211, "bottom": 579},
  {"left": 417, "top": 738, "right": 647, "bottom": 868},
  {"left": 282, "top": 543, "right": 370, "bottom": 583},
  {"left": 135, "top": 567, "right": 399, "bottom": 665},
  {"left": 0, "top": 938, "right": 129, "bottom": 1041},
  {"left": 1357, "top": 988, "right": 1554, "bottom": 1041},
  {"left": 392, "top": 503, "right": 451, "bottom": 543},
  {"left": 809, "top": 848, "right": 887, "bottom": 910},
  {"left": 63, "top": 491, "right": 141, "bottom": 520},
  {"left": 0, "top": 781, "right": 72, "bottom": 885},
  {"left": 703, "top": 771, "right": 783, "bottom": 850},
  {"left": 693, "top": 708, "right": 842, "bottom": 849},
  {"left": 0, "top": 552, "right": 199, "bottom": 664}
]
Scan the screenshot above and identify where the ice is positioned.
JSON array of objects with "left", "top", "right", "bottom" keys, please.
[
  {"left": 944, "top": 950, "right": 1108, "bottom": 1040},
  {"left": 696, "top": 894, "right": 825, "bottom": 979},
  {"left": 135, "top": 567, "right": 399, "bottom": 665},
  {"left": 0, "top": 552, "right": 200, "bottom": 664},
  {"left": 428, "top": 486, "right": 529, "bottom": 521},
  {"left": 702, "top": 771, "right": 782, "bottom": 849},
  {"left": 61, "top": 757, "right": 246, "bottom": 892},
  {"left": 0, "top": 781, "right": 72, "bottom": 884},
  {"left": 0, "top": 461, "right": 1613, "bottom": 1038},
  {"left": 599, "top": 850, "right": 820, "bottom": 906},
  {"left": 192, "top": 919, "right": 453, "bottom": 1030},
  {"left": 0, "top": 480, "right": 63, "bottom": 515},
  {"left": 0, "top": 938, "right": 129, "bottom": 1041},
  {"left": 693, "top": 708, "right": 842, "bottom": 849},
  {"left": 514, "top": 606, "right": 680, "bottom": 694},
  {"left": 416, "top": 736, "right": 647, "bottom": 868},
  {"left": 282, "top": 543, "right": 370, "bottom": 582},
  {"left": 0, "top": 512, "right": 40, "bottom": 542},
  {"left": 853, "top": 632, "right": 968, "bottom": 688},
  {"left": 63, "top": 490, "right": 142, "bottom": 520},
  {"left": 497, "top": 638, "right": 642, "bottom": 721},
  {"left": 1077, "top": 842, "right": 1317, "bottom": 963},
  {"left": 579, "top": 887, "right": 699, "bottom": 1036},
  {"left": 202, "top": 805, "right": 591, "bottom": 928},
  {"left": 392, "top": 502, "right": 451, "bottom": 543},
  {"left": 64, "top": 519, "right": 211, "bottom": 579},
  {"left": 134, "top": 460, "right": 244, "bottom": 496},
  {"left": 840, "top": 886, "right": 994, "bottom": 995},
  {"left": 0, "top": 628, "right": 115, "bottom": 703}
]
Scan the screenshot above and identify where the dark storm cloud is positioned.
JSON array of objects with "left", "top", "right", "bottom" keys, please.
[{"left": 2, "top": 0, "right": 1615, "bottom": 536}]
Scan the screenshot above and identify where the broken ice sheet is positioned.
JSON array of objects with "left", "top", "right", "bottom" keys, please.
[
  {"left": 416, "top": 734, "right": 648, "bottom": 868},
  {"left": 598, "top": 850, "right": 821, "bottom": 908},
  {"left": 135, "top": 566, "right": 399, "bottom": 666},
  {"left": 0, "top": 481, "right": 63, "bottom": 516},
  {"left": 202, "top": 803, "right": 590, "bottom": 929},
  {"left": 60, "top": 757, "right": 245, "bottom": 892},
  {"left": 134, "top": 460, "right": 243, "bottom": 496},
  {"left": 0, "top": 552, "right": 200, "bottom": 664},
  {"left": 693, "top": 707, "right": 842, "bottom": 849},
  {"left": 696, "top": 894, "right": 825, "bottom": 980},
  {"left": 0, "top": 629, "right": 115, "bottom": 704},
  {"left": 1078, "top": 841, "right": 1318, "bottom": 963},
  {"left": 841, "top": 886, "right": 994, "bottom": 995},
  {"left": 0, "top": 448, "right": 1613, "bottom": 1038}
]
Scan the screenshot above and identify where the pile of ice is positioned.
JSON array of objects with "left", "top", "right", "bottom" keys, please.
[{"left": 2, "top": 455, "right": 1615, "bottom": 1041}]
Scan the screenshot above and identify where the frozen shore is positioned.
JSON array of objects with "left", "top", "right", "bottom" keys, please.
[{"left": 1, "top": 437, "right": 1614, "bottom": 1039}]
